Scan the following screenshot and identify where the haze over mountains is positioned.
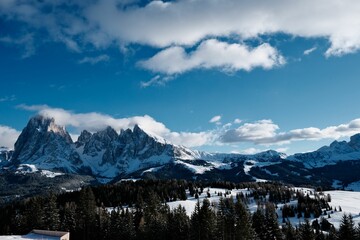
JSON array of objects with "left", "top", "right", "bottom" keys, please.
[{"left": 2, "top": 115, "right": 360, "bottom": 191}]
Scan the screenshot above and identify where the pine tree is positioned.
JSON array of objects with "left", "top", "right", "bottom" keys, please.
[
  {"left": 299, "top": 219, "right": 315, "bottom": 240},
  {"left": 168, "top": 205, "right": 190, "bottom": 240},
  {"left": 282, "top": 221, "right": 297, "bottom": 240},
  {"left": 108, "top": 209, "right": 122, "bottom": 240},
  {"left": 118, "top": 209, "right": 136, "bottom": 240},
  {"left": 216, "top": 197, "right": 236, "bottom": 240},
  {"left": 199, "top": 198, "right": 216, "bottom": 240},
  {"left": 24, "top": 197, "right": 45, "bottom": 230},
  {"left": 95, "top": 205, "right": 110, "bottom": 240},
  {"left": 338, "top": 214, "right": 356, "bottom": 240},
  {"left": 77, "top": 187, "right": 97, "bottom": 240},
  {"left": 252, "top": 208, "right": 267, "bottom": 240},
  {"left": 190, "top": 200, "right": 201, "bottom": 240},
  {"left": 190, "top": 199, "right": 216, "bottom": 240},
  {"left": 264, "top": 203, "right": 283, "bottom": 239},
  {"left": 43, "top": 193, "right": 60, "bottom": 230},
  {"left": 327, "top": 225, "right": 338, "bottom": 240},
  {"left": 141, "top": 192, "right": 169, "bottom": 240},
  {"left": 61, "top": 202, "right": 77, "bottom": 233},
  {"left": 234, "top": 198, "right": 256, "bottom": 240},
  {"left": 355, "top": 222, "right": 360, "bottom": 240}
]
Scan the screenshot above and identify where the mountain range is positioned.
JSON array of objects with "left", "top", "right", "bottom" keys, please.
[{"left": 1, "top": 115, "right": 360, "bottom": 199}]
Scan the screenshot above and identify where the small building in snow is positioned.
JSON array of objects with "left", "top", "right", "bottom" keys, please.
[{"left": 0, "top": 229, "right": 70, "bottom": 240}]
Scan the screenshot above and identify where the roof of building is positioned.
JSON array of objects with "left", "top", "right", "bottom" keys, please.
[{"left": 0, "top": 230, "right": 69, "bottom": 240}]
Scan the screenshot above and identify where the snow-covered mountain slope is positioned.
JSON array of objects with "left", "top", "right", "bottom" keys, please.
[
  {"left": 6, "top": 115, "right": 288, "bottom": 182},
  {"left": 10, "top": 116, "right": 360, "bottom": 184},
  {"left": 288, "top": 134, "right": 360, "bottom": 168}
]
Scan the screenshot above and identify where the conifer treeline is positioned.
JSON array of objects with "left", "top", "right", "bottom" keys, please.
[{"left": 0, "top": 179, "right": 359, "bottom": 240}]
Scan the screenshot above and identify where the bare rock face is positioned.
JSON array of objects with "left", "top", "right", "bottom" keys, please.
[
  {"left": 100, "top": 125, "right": 175, "bottom": 169},
  {"left": 82, "top": 126, "right": 118, "bottom": 157},
  {"left": 349, "top": 133, "right": 360, "bottom": 150},
  {"left": 11, "top": 115, "right": 81, "bottom": 172},
  {"left": 75, "top": 130, "right": 92, "bottom": 148}
]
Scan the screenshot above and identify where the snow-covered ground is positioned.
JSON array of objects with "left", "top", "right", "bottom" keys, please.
[
  {"left": 15, "top": 164, "right": 64, "bottom": 178},
  {"left": 323, "top": 190, "right": 360, "bottom": 228},
  {"left": 167, "top": 186, "right": 360, "bottom": 229},
  {"left": 243, "top": 160, "right": 280, "bottom": 182},
  {"left": 167, "top": 187, "right": 251, "bottom": 216}
]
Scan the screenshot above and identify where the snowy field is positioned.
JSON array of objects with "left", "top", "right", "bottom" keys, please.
[
  {"left": 323, "top": 190, "right": 360, "bottom": 228},
  {"left": 166, "top": 187, "right": 360, "bottom": 229},
  {"left": 167, "top": 187, "right": 251, "bottom": 216}
]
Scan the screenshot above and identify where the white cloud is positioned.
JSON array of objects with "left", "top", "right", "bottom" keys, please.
[
  {"left": 11, "top": 104, "right": 360, "bottom": 150},
  {"left": 139, "top": 39, "right": 285, "bottom": 75},
  {"left": 18, "top": 104, "right": 214, "bottom": 148},
  {"left": 275, "top": 147, "right": 288, "bottom": 153},
  {"left": 221, "top": 120, "right": 279, "bottom": 143},
  {"left": 82, "top": 0, "right": 360, "bottom": 56},
  {"left": 3, "top": 0, "right": 360, "bottom": 61},
  {"left": 209, "top": 115, "right": 222, "bottom": 123},
  {"left": 240, "top": 147, "right": 262, "bottom": 155},
  {"left": 0, "top": 125, "right": 20, "bottom": 149},
  {"left": 220, "top": 118, "right": 360, "bottom": 145},
  {"left": 234, "top": 119, "right": 242, "bottom": 124},
  {"left": 303, "top": 47, "right": 317, "bottom": 55},
  {"left": 78, "top": 54, "right": 110, "bottom": 65}
]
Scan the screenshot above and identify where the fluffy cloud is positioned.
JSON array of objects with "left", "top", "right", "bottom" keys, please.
[
  {"left": 84, "top": 0, "right": 360, "bottom": 56},
  {"left": 3, "top": 0, "right": 360, "bottom": 59},
  {"left": 221, "top": 120, "right": 279, "bottom": 143},
  {"left": 10, "top": 104, "right": 360, "bottom": 149},
  {"left": 220, "top": 118, "right": 360, "bottom": 145},
  {"left": 0, "top": 125, "right": 20, "bottom": 149},
  {"left": 234, "top": 119, "right": 242, "bottom": 124},
  {"left": 139, "top": 39, "right": 285, "bottom": 75},
  {"left": 18, "top": 104, "right": 214, "bottom": 148},
  {"left": 239, "top": 147, "right": 262, "bottom": 155},
  {"left": 209, "top": 115, "right": 222, "bottom": 123}
]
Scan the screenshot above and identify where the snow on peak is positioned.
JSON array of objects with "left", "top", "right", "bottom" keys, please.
[{"left": 288, "top": 133, "right": 360, "bottom": 168}]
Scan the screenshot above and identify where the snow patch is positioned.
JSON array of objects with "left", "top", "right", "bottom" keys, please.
[
  {"left": 175, "top": 160, "right": 213, "bottom": 174},
  {"left": 15, "top": 164, "right": 64, "bottom": 178},
  {"left": 40, "top": 170, "right": 64, "bottom": 178},
  {"left": 142, "top": 166, "right": 164, "bottom": 175},
  {"left": 167, "top": 187, "right": 251, "bottom": 217}
]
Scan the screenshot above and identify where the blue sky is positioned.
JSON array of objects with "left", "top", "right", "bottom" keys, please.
[{"left": 1, "top": 0, "right": 360, "bottom": 155}]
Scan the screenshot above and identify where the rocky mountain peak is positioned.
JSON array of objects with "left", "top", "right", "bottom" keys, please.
[
  {"left": 11, "top": 115, "right": 79, "bottom": 168},
  {"left": 76, "top": 130, "right": 92, "bottom": 147},
  {"left": 82, "top": 126, "right": 118, "bottom": 157},
  {"left": 98, "top": 126, "right": 118, "bottom": 140},
  {"left": 349, "top": 133, "right": 360, "bottom": 150},
  {"left": 25, "top": 115, "right": 72, "bottom": 143},
  {"left": 118, "top": 125, "right": 151, "bottom": 144},
  {"left": 133, "top": 124, "right": 144, "bottom": 134},
  {"left": 254, "top": 150, "right": 287, "bottom": 160}
]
